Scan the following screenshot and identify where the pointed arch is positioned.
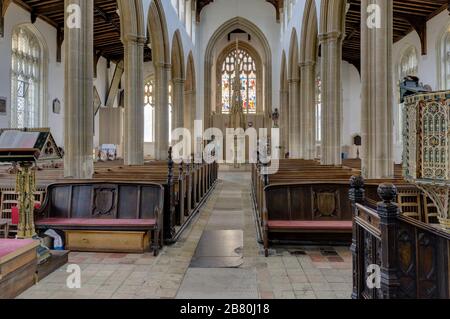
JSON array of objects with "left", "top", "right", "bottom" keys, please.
[
  {"left": 203, "top": 17, "right": 272, "bottom": 128},
  {"left": 288, "top": 28, "right": 299, "bottom": 80},
  {"left": 147, "top": 0, "right": 170, "bottom": 65},
  {"left": 171, "top": 29, "right": 185, "bottom": 80},
  {"left": 184, "top": 51, "right": 196, "bottom": 145},
  {"left": 147, "top": 0, "right": 170, "bottom": 159},
  {"left": 300, "top": 0, "right": 319, "bottom": 64},
  {"left": 117, "top": 0, "right": 145, "bottom": 40},
  {"left": 319, "top": 0, "right": 346, "bottom": 35},
  {"left": 185, "top": 51, "right": 196, "bottom": 93}
]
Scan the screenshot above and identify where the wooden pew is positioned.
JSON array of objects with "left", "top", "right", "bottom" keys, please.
[
  {"left": 251, "top": 159, "right": 433, "bottom": 254},
  {"left": 91, "top": 152, "right": 219, "bottom": 243},
  {"left": 349, "top": 178, "right": 450, "bottom": 299},
  {"left": 0, "top": 149, "right": 219, "bottom": 246},
  {"left": 34, "top": 181, "right": 164, "bottom": 255}
]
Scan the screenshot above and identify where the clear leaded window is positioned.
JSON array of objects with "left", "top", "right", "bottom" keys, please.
[
  {"left": 11, "top": 26, "right": 41, "bottom": 128},
  {"left": 143, "top": 78, "right": 173, "bottom": 143},
  {"left": 144, "top": 79, "right": 155, "bottom": 143},
  {"left": 221, "top": 48, "right": 257, "bottom": 114}
]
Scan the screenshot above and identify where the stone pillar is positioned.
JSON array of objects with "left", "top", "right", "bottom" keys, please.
[
  {"left": 123, "top": 35, "right": 145, "bottom": 166},
  {"left": 300, "top": 61, "right": 317, "bottom": 160},
  {"left": 280, "top": 89, "right": 289, "bottom": 157},
  {"left": 154, "top": 63, "right": 170, "bottom": 160},
  {"left": 320, "top": 31, "right": 343, "bottom": 166},
  {"left": 361, "top": 0, "right": 394, "bottom": 178},
  {"left": 64, "top": 0, "right": 94, "bottom": 178},
  {"left": 288, "top": 78, "right": 301, "bottom": 158}
]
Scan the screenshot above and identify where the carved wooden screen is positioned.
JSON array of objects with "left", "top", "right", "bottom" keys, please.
[{"left": 421, "top": 101, "right": 448, "bottom": 180}]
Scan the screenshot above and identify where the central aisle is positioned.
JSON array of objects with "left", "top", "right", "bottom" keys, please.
[
  {"left": 176, "top": 171, "right": 260, "bottom": 298},
  {"left": 18, "top": 170, "right": 352, "bottom": 299}
]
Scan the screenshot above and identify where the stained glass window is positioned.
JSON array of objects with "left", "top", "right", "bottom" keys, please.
[
  {"left": 11, "top": 26, "right": 41, "bottom": 128},
  {"left": 144, "top": 79, "right": 155, "bottom": 143},
  {"left": 221, "top": 48, "right": 257, "bottom": 114},
  {"left": 315, "top": 76, "right": 322, "bottom": 143}
]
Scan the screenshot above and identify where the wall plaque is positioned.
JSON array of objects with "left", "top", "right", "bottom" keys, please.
[
  {"left": 0, "top": 97, "right": 6, "bottom": 115},
  {"left": 52, "top": 98, "right": 61, "bottom": 114}
]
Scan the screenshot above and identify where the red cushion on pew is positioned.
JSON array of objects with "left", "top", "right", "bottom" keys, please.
[
  {"left": 0, "top": 239, "right": 37, "bottom": 260},
  {"left": 35, "top": 218, "right": 156, "bottom": 228},
  {"left": 268, "top": 220, "right": 352, "bottom": 231}
]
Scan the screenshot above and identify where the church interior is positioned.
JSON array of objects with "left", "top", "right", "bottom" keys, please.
[{"left": 0, "top": 0, "right": 449, "bottom": 301}]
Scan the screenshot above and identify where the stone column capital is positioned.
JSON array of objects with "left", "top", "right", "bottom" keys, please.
[
  {"left": 122, "top": 34, "right": 147, "bottom": 45},
  {"left": 288, "top": 78, "right": 300, "bottom": 84},
  {"left": 154, "top": 62, "right": 172, "bottom": 70},
  {"left": 319, "top": 31, "right": 342, "bottom": 43},
  {"left": 299, "top": 60, "right": 316, "bottom": 68},
  {"left": 172, "top": 78, "right": 185, "bottom": 85}
]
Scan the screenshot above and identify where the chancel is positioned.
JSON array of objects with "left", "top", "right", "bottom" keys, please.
[{"left": 0, "top": 0, "right": 449, "bottom": 301}]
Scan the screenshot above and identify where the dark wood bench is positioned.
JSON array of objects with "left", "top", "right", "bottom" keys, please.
[
  {"left": 262, "top": 182, "right": 355, "bottom": 256},
  {"left": 34, "top": 181, "right": 164, "bottom": 255}
]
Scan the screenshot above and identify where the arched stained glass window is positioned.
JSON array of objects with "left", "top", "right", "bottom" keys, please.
[
  {"left": 11, "top": 26, "right": 42, "bottom": 128},
  {"left": 144, "top": 79, "right": 155, "bottom": 143},
  {"left": 221, "top": 48, "right": 257, "bottom": 114}
]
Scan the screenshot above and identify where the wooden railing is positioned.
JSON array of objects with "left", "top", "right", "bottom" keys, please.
[{"left": 349, "top": 176, "right": 450, "bottom": 299}]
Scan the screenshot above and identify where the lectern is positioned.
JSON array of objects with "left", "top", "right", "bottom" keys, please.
[{"left": 0, "top": 129, "right": 62, "bottom": 239}]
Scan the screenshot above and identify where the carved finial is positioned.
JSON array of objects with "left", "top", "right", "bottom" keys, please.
[
  {"left": 179, "top": 160, "right": 184, "bottom": 179},
  {"left": 378, "top": 183, "right": 397, "bottom": 203},
  {"left": 168, "top": 147, "right": 174, "bottom": 185},
  {"left": 350, "top": 175, "right": 365, "bottom": 189}
]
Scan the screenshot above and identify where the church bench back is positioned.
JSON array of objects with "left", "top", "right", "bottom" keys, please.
[{"left": 37, "top": 181, "right": 164, "bottom": 221}]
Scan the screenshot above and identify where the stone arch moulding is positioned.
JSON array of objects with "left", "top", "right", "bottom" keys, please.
[
  {"left": 11, "top": 23, "right": 49, "bottom": 128},
  {"left": 204, "top": 17, "right": 272, "bottom": 129},
  {"left": 147, "top": 0, "right": 170, "bottom": 66},
  {"left": 319, "top": 0, "right": 346, "bottom": 36},
  {"left": 171, "top": 29, "right": 186, "bottom": 81},
  {"left": 184, "top": 51, "right": 196, "bottom": 140},
  {"left": 185, "top": 51, "right": 196, "bottom": 92},
  {"left": 215, "top": 41, "right": 263, "bottom": 114},
  {"left": 300, "top": 0, "right": 319, "bottom": 65},
  {"left": 117, "top": 0, "right": 145, "bottom": 41},
  {"left": 288, "top": 28, "right": 299, "bottom": 81}
]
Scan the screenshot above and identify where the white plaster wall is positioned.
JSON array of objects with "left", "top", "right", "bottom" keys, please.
[
  {"left": 392, "top": 10, "right": 450, "bottom": 163},
  {"left": 196, "top": 0, "right": 282, "bottom": 121},
  {"left": 0, "top": 3, "right": 65, "bottom": 147},
  {"left": 341, "top": 61, "right": 361, "bottom": 156}
]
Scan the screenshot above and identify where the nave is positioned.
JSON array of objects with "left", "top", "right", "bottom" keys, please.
[{"left": 17, "top": 171, "right": 352, "bottom": 299}]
